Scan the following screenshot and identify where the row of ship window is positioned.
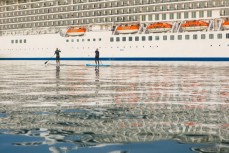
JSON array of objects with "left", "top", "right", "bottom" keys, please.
[
  {"left": 11, "top": 33, "right": 229, "bottom": 44},
  {"left": 1, "top": 3, "right": 215, "bottom": 18},
  {"left": 11, "top": 39, "right": 26, "bottom": 44},
  {"left": 66, "top": 33, "right": 229, "bottom": 43},
  {"left": 0, "top": 10, "right": 214, "bottom": 25},
  {"left": 66, "top": 38, "right": 102, "bottom": 42},
  {"left": 1, "top": 0, "right": 228, "bottom": 13},
  {"left": 111, "top": 34, "right": 224, "bottom": 41}
]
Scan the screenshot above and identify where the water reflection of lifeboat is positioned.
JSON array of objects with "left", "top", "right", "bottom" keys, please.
[
  {"left": 116, "top": 25, "right": 139, "bottom": 34},
  {"left": 66, "top": 27, "right": 86, "bottom": 36},
  {"left": 222, "top": 20, "right": 229, "bottom": 30},
  {"left": 147, "top": 22, "right": 172, "bottom": 33},
  {"left": 181, "top": 20, "right": 209, "bottom": 31}
]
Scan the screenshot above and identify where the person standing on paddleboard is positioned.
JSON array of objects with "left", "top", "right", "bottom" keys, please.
[
  {"left": 54, "top": 48, "right": 61, "bottom": 66},
  {"left": 95, "top": 48, "right": 100, "bottom": 65}
]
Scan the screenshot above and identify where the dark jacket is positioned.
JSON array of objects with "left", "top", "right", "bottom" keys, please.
[{"left": 95, "top": 50, "right": 99, "bottom": 58}]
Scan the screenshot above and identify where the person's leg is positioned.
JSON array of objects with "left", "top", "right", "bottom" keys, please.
[
  {"left": 57, "top": 57, "right": 60, "bottom": 66},
  {"left": 95, "top": 58, "right": 99, "bottom": 65}
]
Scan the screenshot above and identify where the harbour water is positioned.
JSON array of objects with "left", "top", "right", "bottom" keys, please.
[{"left": 0, "top": 61, "right": 229, "bottom": 153}]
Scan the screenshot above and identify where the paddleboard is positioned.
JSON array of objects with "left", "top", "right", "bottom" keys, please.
[{"left": 86, "top": 64, "right": 110, "bottom": 67}]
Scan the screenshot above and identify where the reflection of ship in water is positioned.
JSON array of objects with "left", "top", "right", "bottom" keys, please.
[
  {"left": 0, "top": 103, "right": 229, "bottom": 152},
  {"left": 95, "top": 66, "right": 100, "bottom": 96},
  {"left": 56, "top": 66, "right": 60, "bottom": 79},
  {"left": 178, "top": 134, "right": 229, "bottom": 153},
  {"left": 192, "top": 146, "right": 229, "bottom": 153},
  {"left": 55, "top": 66, "right": 60, "bottom": 95}
]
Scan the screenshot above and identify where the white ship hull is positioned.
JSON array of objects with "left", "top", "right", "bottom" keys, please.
[
  {"left": 0, "top": 0, "right": 229, "bottom": 62},
  {"left": 1, "top": 31, "right": 229, "bottom": 61}
]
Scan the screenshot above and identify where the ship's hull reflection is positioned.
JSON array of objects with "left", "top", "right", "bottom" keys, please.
[
  {"left": 0, "top": 103, "right": 229, "bottom": 153},
  {"left": 0, "top": 61, "right": 229, "bottom": 153}
]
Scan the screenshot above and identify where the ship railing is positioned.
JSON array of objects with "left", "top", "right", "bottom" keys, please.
[
  {"left": 87, "top": 29, "right": 112, "bottom": 32},
  {"left": 3, "top": 29, "right": 59, "bottom": 36}
]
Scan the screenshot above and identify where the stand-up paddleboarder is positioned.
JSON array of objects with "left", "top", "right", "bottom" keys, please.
[
  {"left": 54, "top": 48, "right": 61, "bottom": 66},
  {"left": 95, "top": 48, "right": 100, "bottom": 65}
]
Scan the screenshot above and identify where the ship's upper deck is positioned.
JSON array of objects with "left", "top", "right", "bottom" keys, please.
[{"left": 0, "top": 0, "right": 229, "bottom": 36}]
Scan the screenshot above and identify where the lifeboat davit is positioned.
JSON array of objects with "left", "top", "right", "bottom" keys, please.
[
  {"left": 116, "top": 25, "right": 139, "bottom": 34},
  {"left": 222, "top": 20, "right": 229, "bottom": 30},
  {"left": 66, "top": 27, "right": 86, "bottom": 36},
  {"left": 181, "top": 20, "right": 209, "bottom": 31},
  {"left": 147, "top": 22, "right": 172, "bottom": 33}
]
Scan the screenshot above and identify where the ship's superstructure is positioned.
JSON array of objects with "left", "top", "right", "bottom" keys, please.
[{"left": 1, "top": 0, "right": 229, "bottom": 61}]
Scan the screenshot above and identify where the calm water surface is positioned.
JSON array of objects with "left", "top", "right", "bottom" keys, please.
[{"left": 0, "top": 61, "right": 229, "bottom": 153}]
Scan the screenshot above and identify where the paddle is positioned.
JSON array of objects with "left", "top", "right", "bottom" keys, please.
[
  {"left": 44, "top": 54, "right": 55, "bottom": 65},
  {"left": 100, "top": 60, "right": 103, "bottom": 65}
]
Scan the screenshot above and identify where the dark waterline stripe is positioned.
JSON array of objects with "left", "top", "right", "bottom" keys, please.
[{"left": 1, "top": 57, "right": 229, "bottom": 61}]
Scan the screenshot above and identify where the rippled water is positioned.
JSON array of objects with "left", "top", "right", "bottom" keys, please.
[{"left": 0, "top": 61, "right": 229, "bottom": 153}]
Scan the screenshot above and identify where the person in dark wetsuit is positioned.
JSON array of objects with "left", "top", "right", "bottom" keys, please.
[
  {"left": 95, "top": 48, "right": 100, "bottom": 65},
  {"left": 54, "top": 48, "right": 61, "bottom": 66}
]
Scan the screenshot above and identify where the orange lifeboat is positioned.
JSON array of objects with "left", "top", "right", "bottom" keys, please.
[
  {"left": 181, "top": 20, "right": 209, "bottom": 31},
  {"left": 116, "top": 24, "right": 139, "bottom": 34},
  {"left": 222, "top": 20, "right": 229, "bottom": 30},
  {"left": 66, "top": 27, "right": 86, "bottom": 36},
  {"left": 147, "top": 22, "right": 172, "bottom": 33}
]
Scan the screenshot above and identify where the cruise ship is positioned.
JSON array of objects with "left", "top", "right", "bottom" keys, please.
[{"left": 1, "top": 0, "right": 229, "bottom": 61}]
